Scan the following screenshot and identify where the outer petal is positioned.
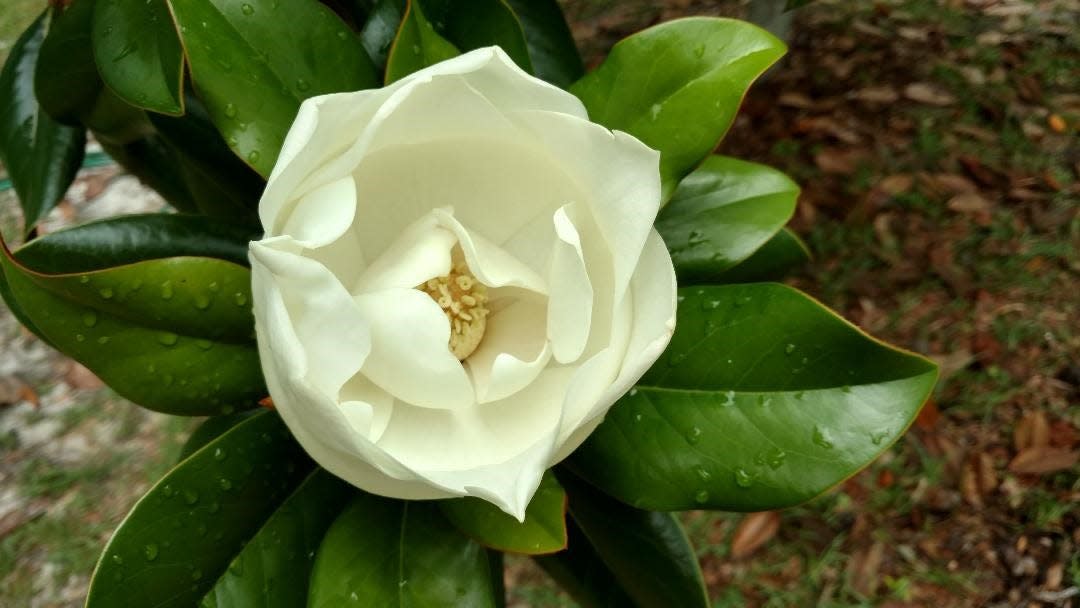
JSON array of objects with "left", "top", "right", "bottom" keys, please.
[
  {"left": 551, "top": 230, "right": 678, "bottom": 462},
  {"left": 548, "top": 204, "right": 593, "bottom": 363},
  {"left": 507, "top": 109, "right": 662, "bottom": 302}
]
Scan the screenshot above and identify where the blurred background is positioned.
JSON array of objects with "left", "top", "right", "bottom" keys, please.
[{"left": 1, "top": 0, "right": 1077, "bottom": 606}]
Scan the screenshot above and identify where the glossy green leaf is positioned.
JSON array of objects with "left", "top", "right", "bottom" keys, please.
[
  {"left": 488, "top": 551, "right": 506, "bottom": 608},
  {"left": 568, "top": 283, "right": 938, "bottom": 511},
  {"left": 86, "top": 411, "right": 313, "bottom": 608},
  {"left": 440, "top": 471, "right": 567, "bottom": 555},
  {"left": 359, "top": 0, "right": 406, "bottom": 70},
  {"left": 560, "top": 472, "right": 707, "bottom": 608},
  {"left": 92, "top": 0, "right": 184, "bottom": 115},
  {"left": 713, "top": 227, "right": 809, "bottom": 283},
  {"left": 178, "top": 411, "right": 259, "bottom": 461},
  {"left": 150, "top": 93, "right": 266, "bottom": 221},
  {"left": 570, "top": 18, "right": 785, "bottom": 195},
  {"left": 503, "top": 0, "right": 583, "bottom": 87},
  {"left": 0, "top": 12, "right": 87, "bottom": 233},
  {"left": 420, "top": 0, "right": 532, "bottom": 69},
  {"left": 200, "top": 469, "right": 352, "bottom": 608},
  {"left": 35, "top": 0, "right": 101, "bottom": 125},
  {"left": 308, "top": 495, "right": 496, "bottom": 607},
  {"left": 658, "top": 155, "right": 798, "bottom": 283},
  {"left": 15, "top": 213, "right": 256, "bottom": 271},
  {"left": 533, "top": 519, "right": 634, "bottom": 608},
  {"left": 171, "top": 0, "right": 379, "bottom": 176},
  {"left": 0, "top": 219, "right": 264, "bottom": 415},
  {"left": 99, "top": 135, "right": 199, "bottom": 213},
  {"left": 384, "top": 0, "right": 459, "bottom": 83}
]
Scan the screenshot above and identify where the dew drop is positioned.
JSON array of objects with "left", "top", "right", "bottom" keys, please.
[
  {"left": 82, "top": 312, "right": 98, "bottom": 327},
  {"left": 766, "top": 449, "right": 787, "bottom": 469},
  {"left": 812, "top": 425, "right": 834, "bottom": 449},
  {"left": 694, "top": 43, "right": 706, "bottom": 58},
  {"left": 688, "top": 230, "right": 707, "bottom": 246},
  {"left": 337, "top": 30, "right": 348, "bottom": 40},
  {"left": 157, "top": 331, "right": 179, "bottom": 346},
  {"left": 97, "top": 336, "right": 110, "bottom": 345},
  {"left": 694, "top": 489, "right": 709, "bottom": 504},
  {"left": 685, "top": 424, "right": 704, "bottom": 444},
  {"left": 223, "top": 103, "right": 237, "bottom": 119},
  {"left": 183, "top": 489, "right": 199, "bottom": 505},
  {"left": 144, "top": 544, "right": 159, "bottom": 561},
  {"left": 721, "top": 390, "right": 736, "bottom": 407},
  {"left": 296, "top": 78, "right": 310, "bottom": 92},
  {"left": 79, "top": 274, "right": 90, "bottom": 284},
  {"left": 628, "top": 388, "right": 638, "bottom": 397},
  {"left": 841, "top": 385, "right": 852, "bottom": 393},
  {"left": 229, "top": 558, "right": 244, "bottom": 576},
  {"left": 98, "top": 287, "right": 114, "bottom": 299},
  {"left": 111, "top": 553, "right": 123, "bottom": 565},
  {"left": 162, "top": 484, "right": 174, "bottom": 498},
  {"left": 75, "top": 334, "right": 86, "bottom": 342},
  {"left": 695, "top": 466, "right": 711, "bottom": 481},
  {"left": 219, "top": 478, "right": 233, "bottom": 491},
  {"left": 700, "top": 298, "right": 721, "bottom": 311},
  {"left": 871, "top": 431, "right": 889, "bottom": 446},
  {"left": 191, "top": 568, "right": 203, "bottom": 581},
  {"left": 233, "top": 292, "right": 248, "bottom": 307},
  {"left": 213, "top": 447, "right": 227, "bottom": 461},
  {"left": 193, "top": 294, "right": 211, "bottom": 310},
  {"left": 412, "top": 44, "right": 420, "bottom": 54},
  {"left": 240, "top": 3, "right": 254, "bottom": 15},
  {"left": 794, "top": 390, "right": 806, "bottom": 400},
  {"left": 207, "top": 281, "right": 220, "bottom": 293},
  {"left": 350, "top": 592, "right": 360, "bottom": 601},
  {"left": 247, "top": 150, "right": 261, "bottom": 164},
  {"left": 785, "top": 343, "right": 796, "bottom": 355},
  {"left": 649, "top": 103, "right": 662, "bottom": 120},
  {"left": 196, "top": 339, "right": 213, "bottom": 350},
  {"left": 633, "top": 413, "right": 643, "bottom": 423},
  {"left": 734, "top": 468, "right": 754, "bottom": 488},
  {"left": 160, "top": 281, "right": 174, "bottom": 300},
  {"left": 757, "top": 395, "right": 772, "bottom": 407}
]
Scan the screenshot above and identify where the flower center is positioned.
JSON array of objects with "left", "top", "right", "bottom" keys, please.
[{"left": 419, "top": 261, "right": 489, "bottom": 360}]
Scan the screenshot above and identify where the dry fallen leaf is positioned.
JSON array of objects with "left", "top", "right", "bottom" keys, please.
[
  {"left": 851, "top": 86, "right": 900, "bottom": 104},
  {"left": 1015, "top": 411, "right": 1050, "bottom": 451},
  {"left": 730, "top": 511, "right": 780, "bottom": 559},
  {"left": 904, "top": 83, "right": 957, "bottom": 106},
  {"left": 878, "top": 174, "right": 914, "bottom": 195},
  {"left": 814, "top": 148, "right": 860, "bottom": 175},
  {"left": 846, "top": 541, "right": 885, "bottom": 597},
  {"left": 1007, "top": 446, "right": 1079, "bottom": 475},
  {"left": 1047, "top": 114, "right": 1067, "bottom": 133},
  {"left": 947, "top": 192, "right": 993, "bottom": 216}
]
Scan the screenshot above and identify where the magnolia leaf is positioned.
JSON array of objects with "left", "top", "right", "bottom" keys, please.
[
  {"left": 713, "top": 227, "right": 810, "bottom": 283},
  {"left": 571, "top": 18, "right": 785, "bottom": 197},
  {"left": 568, "top": 283, "right": 937, "bottom": 511},
  {"left": 35, "top": 0, "right": 102, "bottom": 125},
  {"left": 533, "top": 518, "right": 635, "bottom": 608},
  {"left": 560, "top": 472, "right": 708, "bottom": 608},
  {"left": 503, "top": 0, "right": 584, "bottom": 87},
  {"left": 0, "top": 215, "right": 264, "bottom": 415},
  {"left": 86, "top": 411, "right": 313, "bottom": 608},
  {"left": 359, "top": 0, "right": 406, "bottom": 70},
  {"left": 308, "top": 495, "right": 497, "bottom": 607},
  {"left": 0, "top": 11, "right": 86, "bottom": 234},
  {"left": 92, "top": 0, "right": 185, "bottom": 115},
  {"left": 658, "top": 155, "right": 799, "bottom": 283},
  {"left": 440, "top": 471, "right": 567, "bottom": 555},
  {"left": 384, "top": 0, "right": 459, "bottom": 83},
  {"left": 170, "top": 0, "right": 379, "bottom": 176},
  {"left": 199, "top": 469, "right": 353, "bottom": 608}
]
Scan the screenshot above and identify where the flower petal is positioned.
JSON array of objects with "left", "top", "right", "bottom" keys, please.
[
  {"left": 353, "top": 211, "right": 456, "bottom": 293},
  {"left": 432, "top": 209, "right": 546, "bottom": 294},
  {"left": 354, "top": 288, "right": 474, "bottom": 409},
  {"left": 279, "top": 176, "right": 357, "bottom": 249},
  {"left": 466, "top": 288, "right": 551, "bottom": 403},
  {"left": 508, "top": 109, "right": 662, "bottom": 301},
  {"left": 548, "top": 204, "right": 594, "bottom": 363}
]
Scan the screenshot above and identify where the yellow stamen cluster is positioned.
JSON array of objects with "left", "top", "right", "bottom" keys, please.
[{"left": 419, "top": 261, "right": 489, "bottom": 360}]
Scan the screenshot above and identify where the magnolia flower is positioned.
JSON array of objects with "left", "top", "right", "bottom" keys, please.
[{"left": 250, "top": 47, "right": 676, "bottom": 518}]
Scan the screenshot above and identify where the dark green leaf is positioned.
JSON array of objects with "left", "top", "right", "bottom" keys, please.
[
  {"left": 149, "top": 92, "right": 266, "bottom": 221},
  {"left": 568, "top": 283, "right": 938, "bottom": 511},
  {"left": 503, "top": 0, "right": 583, "bottom": 87},
  {"left": 712, "top": 227, "right": 809, "bottom": 283},
  {"left": 200, "top": 469, "right": 352, "bottom": 608},
  {"left": 92, "top": 0, "right": 184, "bottom": 115},
  {"left": 420, "top": 0, "right": 532, "bottom": 70},
  {"left": 170, "top": 0, "right": 379, "bottom": 176},
  {"left": 570, "top": 18, "right": 785, "bottom": 196},
  {"left": 0, "top": 222, "right": 264, "bottom": 415},
  {"left": 99, "top": 134, "right": 199, "bottom": 213},
  {"left": 440, "top": 471, "right": 567, "bottom": 555},
  {"left": 560, "top": 472, "right": 708, "bottom": 608},
  {"left": 533, "top": 519, "right": 634, "bottom": 608},
  {"left": 308, "top": 495, "right": 496, "bottom": 607},
  {"left": 384, "top": 0, "right": 459, "bottom": 83},
  {"left": 178, "top": 411, "right": 259, "bottom": 461},
  {"left": 35, "top": 0, "right": 102, "bottom": 125},
  {"left": 0, "top": 11, "right": 87, "bottom": 233},
  {"left": 658, "top": 155, "right": 798, "bottom": 283},
  {"left": 489, "top": 551, "right": 506, "bottom": 608},
  {"left": 15, "top": 213, "right": 256, "bottom": 271},
  {"left": 359, "top": 0, "right": 406, "bottom": 70},
  {"left": 86, "top": 411, "right": 313, "bottom": 608}
]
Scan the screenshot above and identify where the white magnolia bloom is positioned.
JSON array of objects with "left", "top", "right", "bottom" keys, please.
[{"left": 250, "top": 47, "right": 676, "bottom": 519}]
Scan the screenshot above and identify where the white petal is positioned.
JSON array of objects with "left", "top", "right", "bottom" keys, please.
[
  {"left": 550, "top": 230, "right": 677, "bottom": 462},
  {"left": 466, "top": 289, "right": 551, "bottom": 403},
  {"left": 432, "top": 209, "right": 546, "bottom": 293},
  {"left": 547, "top": 205, "right": 593, "bottom": 363},
  {"left": 279, "top": 176, "right": 356, "bottom": 249},
  {"left": 249, "top": 238, "right": 369, "bottom": 399},
  {"left": 353, "top": 211, "right": 456, "bottom": 293},
  {"left": 339, "top": 374, "right": 395, "bottom": 443},
  {"left": 508, "top": 109, "right": 662, "bottom": 302},
  {"left": 354, "top": 288, "right": 474, "bottom": 409}
]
